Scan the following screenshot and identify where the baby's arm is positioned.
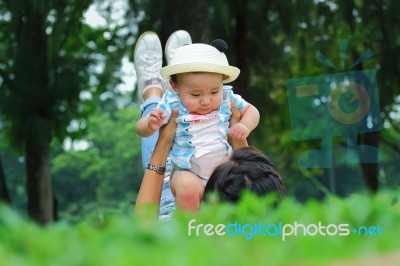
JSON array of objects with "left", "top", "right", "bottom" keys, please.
[
  {"left": 136, "top": 108, "right": 166, "bottom": 137},
  {"left": 228, "top": 104, "right": 260, "bottom": 140}
]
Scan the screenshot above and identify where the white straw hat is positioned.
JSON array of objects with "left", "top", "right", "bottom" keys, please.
[{"left": 160, "top": 43, "right": 240, "bottom": 83}]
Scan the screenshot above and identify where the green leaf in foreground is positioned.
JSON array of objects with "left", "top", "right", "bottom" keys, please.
[{"left": 0, "top": 191, "right": 399, "bottom": 266}]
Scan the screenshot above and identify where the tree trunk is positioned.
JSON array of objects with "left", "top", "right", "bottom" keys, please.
[
  {"left": 233, "top": 0, "right": 249, "bottom": 100},
  {"left": 0, "top": 155, "right": 12, "bottom": 205},
  {"left": 161, "top": 0, "right": 209, "bottom": 47},
  {"left": 359, "top": 131, "right": 379, "bottom": 192},
  {"left": 26, "top": 122, "right": 54, "bottom": 224},
  {"left": 340, "top": 0, "right": 379, "bottom": 192},
  {"left": 17, "top": 4, "right": 54, "bottom": 224}
]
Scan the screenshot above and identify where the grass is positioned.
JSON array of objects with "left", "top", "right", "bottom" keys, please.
[{"left": 0, "top": 191, "right": 399, "bottom": 266}]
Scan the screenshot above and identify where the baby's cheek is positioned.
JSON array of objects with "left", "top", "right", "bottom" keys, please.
[{"left": 215, "top": 95, "right": 223, "bottom": 106}]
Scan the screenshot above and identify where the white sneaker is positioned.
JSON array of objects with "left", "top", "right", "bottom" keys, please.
[
  {"left": 134, "top": 31, "right": 163, "bottom": 102},
  {"left": 165, "top": 30, "right": 192, "bottom": 65}
]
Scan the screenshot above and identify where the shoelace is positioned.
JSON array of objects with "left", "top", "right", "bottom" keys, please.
[{"left": 141, "top": 52, "right": 162, "bottom": 80}]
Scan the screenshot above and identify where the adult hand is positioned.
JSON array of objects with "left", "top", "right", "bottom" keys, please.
[
  {"left": 229, "top": 100, "right": 249, "bottom": 149},
  {"left": 229, "top": 99, "right": 241, "bottom": 126},
  {"left": 158, "top": 108, "right": 179, "bottom": 151}
]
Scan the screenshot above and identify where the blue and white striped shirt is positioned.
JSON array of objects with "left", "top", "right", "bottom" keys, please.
[{"left": 157, "top": 86, "right": 248, "bottom": 169}]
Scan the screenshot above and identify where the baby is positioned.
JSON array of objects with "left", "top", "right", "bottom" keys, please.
[{"left": 136, "top": 40, "right": 260, "bottom": 211}]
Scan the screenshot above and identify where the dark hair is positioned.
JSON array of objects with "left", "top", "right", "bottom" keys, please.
[
  {"left": 170, "top": 74, "right": 178, "bottom": 84},
  {"left": 204, "top": 147, "right": 285, "bottom": 203}
]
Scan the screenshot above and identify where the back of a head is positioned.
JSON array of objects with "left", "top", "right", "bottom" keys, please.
[{"left": 204, "top": 147, "right": 285, "bottom": 203}]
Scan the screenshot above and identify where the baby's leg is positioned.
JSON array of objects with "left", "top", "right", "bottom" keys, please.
[{"left": 170, "top": 170, "right": 204, "bottom": 212}]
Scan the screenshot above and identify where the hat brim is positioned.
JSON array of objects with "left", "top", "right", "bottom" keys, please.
[{"left": 160, "top": 63, "right": 240, "bottom": 83}]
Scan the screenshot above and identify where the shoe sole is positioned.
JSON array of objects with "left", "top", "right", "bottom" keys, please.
[
  {"left": 165, "top": 30, "right": 192, "bottom": 64},
  {"left": 134, "top": 31, "right": 160, "bottom": 59}
]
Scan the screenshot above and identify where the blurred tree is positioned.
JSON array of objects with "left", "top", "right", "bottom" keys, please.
[
  {"left": 0, "top": 127, "right": 27, "bottom": 210},
  {"left": 160, "top": 0, "right": 210, "bottom": 44},
  {"left": 127, "top": 0, "right": 400, "bottom": 197},
  {"left": 51, "top": 101, "right": 142, "bottom": 219},
  {"left": 0, "top": 0, "right": 130, "bottom": 224},
  {"left": 332, "top": 0, "right": 400, "bottom": 192},
  {"left": 0, "top": 115, "right": 13, "bottom": 205},
  {"left": 0, "top": 155, "right": 11, "bottom": 204},
  {"left": 128, "top": 0, "right": 209, "bottom": 65}
]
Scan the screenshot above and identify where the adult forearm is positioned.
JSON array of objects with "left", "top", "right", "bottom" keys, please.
[
  {"left": 135, "top": 110, "right": 176, "bottom": 217},
  {"left": 135, "top": 137, "right": 170, "bottom": 209},
  {"left": 231, "top": 137, "right": 249, "bottom": 150}
]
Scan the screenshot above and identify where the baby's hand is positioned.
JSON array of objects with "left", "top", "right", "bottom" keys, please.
[
  {"left": 229, "top": 122, "right": 250, "bottom": 140},
  {"left": 148, "top": 108, "right": 166, "bottom": 131}
]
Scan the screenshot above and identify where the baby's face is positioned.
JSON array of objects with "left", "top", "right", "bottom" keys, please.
[{"left": 172, "top": 72, "right": 224, "bottom": 115}]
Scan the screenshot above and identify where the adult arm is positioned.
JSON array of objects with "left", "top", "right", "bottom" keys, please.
[
  {"left": 229, "top": 100, "right": 249, "bottom": 150},
  {"left": 135, "top": 109, "right": 178, "bottom": 216}
]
